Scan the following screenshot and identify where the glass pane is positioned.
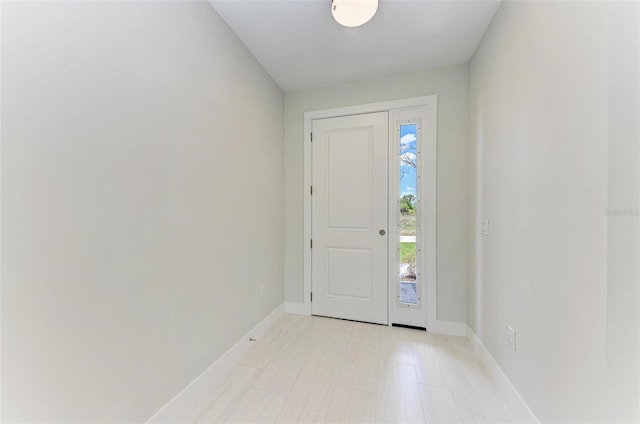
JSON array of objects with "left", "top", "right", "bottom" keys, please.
[{"left": 399, "top": 124, "right": 417, "bottom": 305}]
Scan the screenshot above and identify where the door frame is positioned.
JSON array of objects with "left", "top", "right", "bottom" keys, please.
[{"left": 303, "top": 95, "right": 438, "bottom": 329}]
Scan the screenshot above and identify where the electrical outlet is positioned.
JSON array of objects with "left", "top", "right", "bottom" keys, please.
[
  {"left": 507, "top": 326, "right": 516, "bottom": 351},
  {"left": 259, "top": 284, "right": 265, "bottom": 299}
]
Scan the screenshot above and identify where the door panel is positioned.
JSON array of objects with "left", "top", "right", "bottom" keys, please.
[
  {"left": 327, "top": 247, "right": 373, "bottom": 299},
  {"left": 326, "top": 128, "right": 373, "bottom": 229},
  {"left": 312, "top": 112, "right": 388, "bottom": 325}
]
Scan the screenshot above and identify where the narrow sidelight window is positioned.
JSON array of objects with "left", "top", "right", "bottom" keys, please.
[{"left": 399, "top": 123, "right": 419, "bottom": 305}]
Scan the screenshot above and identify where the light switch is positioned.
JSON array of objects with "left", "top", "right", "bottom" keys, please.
[
  {"left": 480, "top": 219, "right": 489, "bottom": 236},
  {"left": 507, "top": 326, "right": 516, "bottom": 351}
]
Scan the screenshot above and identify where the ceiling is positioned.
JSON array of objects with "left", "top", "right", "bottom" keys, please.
[{"left": 210, "top": 0, "right": 501, "bottom": 93}]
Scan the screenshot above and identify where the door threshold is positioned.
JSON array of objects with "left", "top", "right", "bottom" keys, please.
[
  {"left": 391, "top": 323, "right": 426, "bottom": 331},
  {"left": 311, "top": 314, "right": 388, "bottom": 326}
]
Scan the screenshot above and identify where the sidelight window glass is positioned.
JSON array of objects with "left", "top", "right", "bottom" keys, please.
[{"left": 399, "top": 123, "right": 418, "bottom": 305}]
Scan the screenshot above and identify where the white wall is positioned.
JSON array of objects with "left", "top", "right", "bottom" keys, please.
[
  {"left": 284, "top": 65, "right": 469, "bottom": 322},
  {"left": 0, "top": 2, "right": 284, "bottom": 422},
  {"left": 606, "top": 1, "right": 640, "bottom": 421},
  {"left": 468, "top": 1, "right": 639, "bottom": 421}
]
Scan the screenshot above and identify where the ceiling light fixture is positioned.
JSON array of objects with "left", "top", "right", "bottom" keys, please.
[{"left": 331, "top": 0, "right": 379, "bottom": 28}]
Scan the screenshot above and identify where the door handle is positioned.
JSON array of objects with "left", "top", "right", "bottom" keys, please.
[{"left": 379, "top": 229, "right": 386, "bottom": 236}]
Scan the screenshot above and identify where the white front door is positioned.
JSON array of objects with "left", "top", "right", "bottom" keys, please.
[{"left": 311, "top": 112, "right": 388, "bottom": 325}]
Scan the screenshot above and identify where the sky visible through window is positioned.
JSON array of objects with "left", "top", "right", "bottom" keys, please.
[{"left": 400, "top": 124, "right": 417, "bottom": 197}]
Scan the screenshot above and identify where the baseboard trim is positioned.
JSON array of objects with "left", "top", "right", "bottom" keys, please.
[
  {"left": 466, "top": 325, "right": 539, "bottom": 423},
  {"left": 428, "top": 319, "right": 467, "bottom": 336},
  {"left": 285, "top": 301, "right": 310, "bottom": 315},
  {"left": 147, "top": 303, "right": 285, "bottom": 423}
]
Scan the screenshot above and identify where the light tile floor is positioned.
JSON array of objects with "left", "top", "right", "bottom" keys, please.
[{"left": 189, "top": 314, "right": 518, "bottom": 423}]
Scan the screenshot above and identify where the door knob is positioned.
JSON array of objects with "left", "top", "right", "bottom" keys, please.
[{"left": 379, "top": 229, "right": 386, "bottom": 236}]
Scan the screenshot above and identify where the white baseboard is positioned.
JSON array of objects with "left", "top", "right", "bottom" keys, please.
[
  {"left": 285, "top": 301, "right": 310, "bottom": 315},
  {"left": 429, "top": 319, "right": 467, "bottom": 336},
  {"left": 466, "top": 325, "right": 539, "bottom": 423},
  {"left": 147, "top": 303, "right": 285, "bottom": 423}
]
